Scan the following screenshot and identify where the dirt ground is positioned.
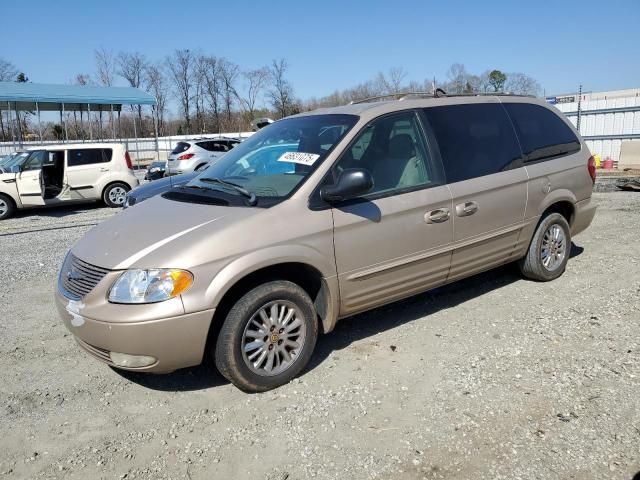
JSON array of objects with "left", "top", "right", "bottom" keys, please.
[{"left": 0, "top": 192, "right": 638, "bottom": 480}]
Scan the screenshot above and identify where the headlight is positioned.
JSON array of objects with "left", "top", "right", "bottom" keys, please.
[{"left": 108, "top": 269, "right": 193, "bottom": 304}]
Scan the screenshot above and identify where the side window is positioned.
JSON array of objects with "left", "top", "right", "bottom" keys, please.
[
  {"left": 333, "top": 111, "right": 438, "bottom": 195},
  {"left": 67, "top": 149, "right": 110, "bottom": 167},
  {"left": 422, "top": 104, "right": 522, "bottom": 184},
  {"left": 22, "top": 151, "right": 46, "bottom": 171},
  {"left": 504, "top": 103, "right": 581, "bottom": 163}
]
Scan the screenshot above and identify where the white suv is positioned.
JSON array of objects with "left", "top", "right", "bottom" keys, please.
[
  {"left": 166, "top": 138, "right": 240, "bottom": 176},
  {"left": 0, "top": 142, "right": 139, "bottom": 220}
]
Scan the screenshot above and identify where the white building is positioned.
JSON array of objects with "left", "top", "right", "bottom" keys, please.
[{"left": 547, "top": 88, "right": 640, "bottom": 168}]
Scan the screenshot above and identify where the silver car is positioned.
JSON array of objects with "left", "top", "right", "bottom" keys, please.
[{"left": 166, "top": 138, "right": 240, "bottom": 176}]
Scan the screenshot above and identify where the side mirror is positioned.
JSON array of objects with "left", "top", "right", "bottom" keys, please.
[{"left": 320, "top": 168, "right": 374, "bottom": 203}]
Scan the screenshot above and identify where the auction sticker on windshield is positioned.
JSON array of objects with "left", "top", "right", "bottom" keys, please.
[{"left": 277, "top": 152, "right": 320, "bottom": 166}]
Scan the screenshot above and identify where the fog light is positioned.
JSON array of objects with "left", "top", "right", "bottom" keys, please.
[{"left": 109, "top": 351, "right": 157, "bottom": 368}]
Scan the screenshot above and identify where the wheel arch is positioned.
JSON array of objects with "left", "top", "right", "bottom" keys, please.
[
  {"left": 101, "top": 179, "right": 131, "bottom": 201},
  {"left": 538, "top": 189, "right": 576, "bottom": 226},
  {"left": 202, "top": 251, "right": 340, "bottom": 359},
  {"left": 0, "top": 188, "right": 20, "bottom": 209}
]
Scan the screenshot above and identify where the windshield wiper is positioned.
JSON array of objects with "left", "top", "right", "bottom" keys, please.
[{"left": 199, "top": 177, "right": 257, "bottom": 206}]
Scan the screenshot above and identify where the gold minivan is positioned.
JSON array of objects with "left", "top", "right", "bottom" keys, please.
[{"left": 56, "top": 94, "right": 597, "bottom": 392}]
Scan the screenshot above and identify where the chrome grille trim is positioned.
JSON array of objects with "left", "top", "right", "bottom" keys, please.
[{"left": 59, "top": 253, "right": 111, "bottom": 300}]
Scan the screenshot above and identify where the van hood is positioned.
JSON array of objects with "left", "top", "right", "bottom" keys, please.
[{"left": 71, "top": 195, "right": 260, "bottom": 270}]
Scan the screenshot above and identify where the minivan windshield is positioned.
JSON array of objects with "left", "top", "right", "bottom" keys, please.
[
  {"left": 3, "top": 152, "right": 30, "bottom": 172},
  {"left": 183, "top": 114, "right": 358, "bottom": 205}
]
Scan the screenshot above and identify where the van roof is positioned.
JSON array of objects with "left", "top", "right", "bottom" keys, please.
[{"left": 292, "top": 93, "right": 549, "bottom": 121}]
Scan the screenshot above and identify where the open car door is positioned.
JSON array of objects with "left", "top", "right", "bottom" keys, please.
[{"left": 15, "top": 150, "right": 46, "bottom": 206}]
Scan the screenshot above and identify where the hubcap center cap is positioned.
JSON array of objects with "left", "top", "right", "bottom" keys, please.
[{"left": 270, "top": 333, "right": 279, "bottom": 343}]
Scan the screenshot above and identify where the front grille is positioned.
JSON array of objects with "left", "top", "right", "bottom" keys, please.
[
  {"left": 59, "top": 253, "right": 110, "bottom": 300},
  {"left": 75, "top": 338, "right": 113, "bottom": 365}
]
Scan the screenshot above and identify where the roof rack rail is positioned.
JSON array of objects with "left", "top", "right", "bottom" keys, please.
[{"left": 348, "top": 90, "right": 535, "bottom": 105}]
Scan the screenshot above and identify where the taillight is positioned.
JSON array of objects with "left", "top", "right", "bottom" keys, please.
[
  {"left": 587, "top": 155, "right": 596, "bottom": 184},
  {"left": 125, "top": 151, "right": 133, "bottom": 170},
  {"left": 178, "top": 153, "right": 195, "bottom": 160}
]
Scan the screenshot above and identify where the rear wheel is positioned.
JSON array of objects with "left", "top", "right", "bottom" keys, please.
[
  {"left": 214, "top": 280, "right": 318, "bottom": 392},
  {"left": 519, "top": 212, "right": 571, "bottom": 281},
  {"left": 0, "top": 194, "right": 15, "bottom": 220},
  {"left": 103, "top": 182, "right": 130, "bottom": 208}
]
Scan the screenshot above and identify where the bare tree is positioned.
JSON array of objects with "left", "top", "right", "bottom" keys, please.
[
  {"left": 445, "top": 63, "right": 468, "bottom": 94},
  {"left": 94, "top": 47, "right": 116, "bottom": 86},
  {"left": 267, "top": 58, "right": 294, "bottom": 119},
  {"left": 193, "top": 56, "right": 208, "bottom": 133},
  {"left": 145, "top": 63, "right": 168, "bottom": 135},
  {"left": 0, "top": 58, "right": 19, "bottom": 140},
  {"left": 219, "top": 59, "right": 239, "bottom": 129},
  {"left": 199, "top": 55, "right": 223, "bottom": 132},
  {"left": 117, "top": 52, "right": 147, "bottom": 134},
  {"left": 238, "top": 67, "right": 269, "bottom": 124},
  {"left": 167, "top": 49, "right": 194, "bottom": 133},
  {"left": 375, "top": 67, "right": 408, "bottom": 94},
  {"left": 0, "top": 57, "right": 18, "bottom": 81},
  {"left": 505, "top": 72, "right": 541, "bottom": 96}
]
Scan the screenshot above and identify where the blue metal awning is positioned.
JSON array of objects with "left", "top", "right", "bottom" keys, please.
[{"left": 0, "top": 81, "right": 156, "bottom": 110}]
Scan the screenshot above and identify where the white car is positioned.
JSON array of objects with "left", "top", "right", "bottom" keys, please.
[
  {"left": 0, "top": 142, "right": 139, "bottom": 220},
  {"left": 166, "top": 138, "right": 240, "bottom": 176}
]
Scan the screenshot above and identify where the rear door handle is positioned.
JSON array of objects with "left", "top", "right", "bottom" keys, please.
[
  {"left": 456, "top": 201, "right": 478, "bottom": 217},
  {"left": 425, "top": 208, "right": 450, "bottom": 224},
  {"left": 100, "top": 168, "right": 109, "bottom": 172}
]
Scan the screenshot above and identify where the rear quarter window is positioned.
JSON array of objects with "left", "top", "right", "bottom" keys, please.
[
  {"left": 171, "top": 142, "right": 191, "bottom": 154},
  {"left": 67, "top": 149, "right": 111, "bottom": 167},
  {"left": 422, "top": 104, "right": 522, "bottom": 184},
  {"left": 503, "top": 103, "right": 581, "bottom": 163},
  {"left": 200, "top": 141, "right": 229, "bottom": 152}
]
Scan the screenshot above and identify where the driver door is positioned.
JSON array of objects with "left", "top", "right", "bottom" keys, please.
[
  {"left": 16, "top": 150, "right": 46, "bottom": 206},
  {"left": 329, "top": 111, "right": 453, "bottom": 316}
]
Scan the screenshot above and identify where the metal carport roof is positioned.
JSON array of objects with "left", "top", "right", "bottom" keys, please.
[{"left": 0, "top": 82, "right": 156, "bottom": 111}]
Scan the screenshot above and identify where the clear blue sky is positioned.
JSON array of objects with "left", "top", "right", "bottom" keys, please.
[{"left": 3, "top": 0, "right": 639, "bottom": 103}]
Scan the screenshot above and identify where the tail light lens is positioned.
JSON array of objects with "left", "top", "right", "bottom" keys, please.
[
  {"left": 587, "top": 155, "right": 596, "bottom": 184},
  {"left": 178, "top": 153, "right": 195, "bottom": 160},
  {"left": 125, "top": 151, "right": 133, "bottom": 170}
]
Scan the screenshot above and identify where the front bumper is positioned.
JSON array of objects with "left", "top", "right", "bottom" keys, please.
[{"left": 55, "top": 288, "right": 214, "bottom": 373}]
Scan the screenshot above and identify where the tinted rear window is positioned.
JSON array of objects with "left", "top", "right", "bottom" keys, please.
[
  {"left": 504, "top": 103, "right": 580, "bottom": 163},
  {"left": 171, "top": 142, "right": 191, "bottom": 154},
  {"left": 67, "top": 148, "right": 112, "bottom": 167},
  {"left": 196, "top": 141, "right": 228, "bottom": 152},
  {"left": 422, "top": 104, "right": 522, "bottom": 183}
]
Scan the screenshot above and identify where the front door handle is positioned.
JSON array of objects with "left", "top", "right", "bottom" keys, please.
[
  {"left": 425, "top": 208, "right": 450, "bottom": 224},
  {"left": 456, "top": 201, "right": 479, "bottom": 217}
]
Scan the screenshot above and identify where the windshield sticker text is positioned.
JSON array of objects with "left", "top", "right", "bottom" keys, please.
[{"left": 277, "top": 152, "right": 320, "bottom": 166}]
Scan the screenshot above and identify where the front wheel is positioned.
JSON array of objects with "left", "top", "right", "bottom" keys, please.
[
  {"left": 519, "top": 212, "right": 571, "bottom": 281},
  {"left": 0, "top": 194, "right": 15, "bottom": 220},
  {"left": 215, "top": 280, "right": 318, "bottom": 392},
  {"left": 103, "top": 182, "right": 130, "bottom": 208}
]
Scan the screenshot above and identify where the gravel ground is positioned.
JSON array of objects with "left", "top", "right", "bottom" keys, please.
[{"left": 0, "top": 192, "right": 638, "bottom": 480}]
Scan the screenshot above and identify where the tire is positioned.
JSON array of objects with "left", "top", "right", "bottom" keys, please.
[
  {"left": 519, "top": 212, "right": 571, "bottom": 281},
  {"left": 195, "top": 163, "right": 208, "bottom": 172},
  {"left": 103, "top": 182, "right": 130, "bottom": 208},
  {"left": 215, "top": 280, "right": 319, "bottom": 392},
  {"left": 0, "top": 194, "right": 15, "bottom": 220}
]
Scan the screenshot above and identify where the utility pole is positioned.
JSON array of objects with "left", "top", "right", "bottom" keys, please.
[{"left": 576, "top": 84, "right": 583, "bottom": 132}]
